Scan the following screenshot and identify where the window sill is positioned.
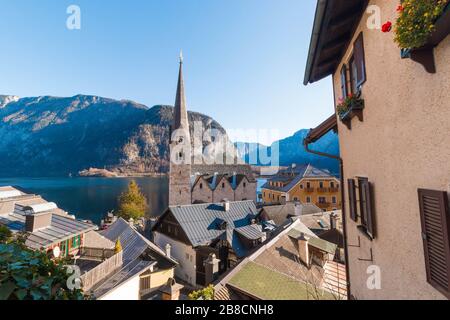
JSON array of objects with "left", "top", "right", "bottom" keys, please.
[
  {"left": 338, "top": 99, "right": 365, "bottom": 130},
  {"left": 357, "top": 225, "right": 373, "bottom": 241}
]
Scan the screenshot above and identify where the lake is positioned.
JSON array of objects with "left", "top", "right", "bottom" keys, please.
[
  {"left": 0, "top": 177, "right": 168, "bottom": 224},
  {"left": 0, "top": 176, "right": 266, "bottom": 225}
]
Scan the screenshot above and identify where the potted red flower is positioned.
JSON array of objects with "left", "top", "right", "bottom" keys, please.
[{"left": 336, "top": 93, "right": 365, "bottom": 129}]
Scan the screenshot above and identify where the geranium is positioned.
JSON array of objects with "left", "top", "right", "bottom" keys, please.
[{"left": 382, "top": 21, "right": 392, "bottom": 33}]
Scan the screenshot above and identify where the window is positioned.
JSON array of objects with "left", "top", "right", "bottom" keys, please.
[
  {"left": 243, "top": 182, "right": 246, "bottom": 188},
  {"left": 307, "top": 182, "right": 311, "bottom": 189},
  {"left": 199, "top": 183, "right": 203, "bottom": 189},
  {"left": 330, "top": 182, "right": 335, "bottom": 189},
  {"left": 358, "top": 177, "right": 375, "bottom": 239},
  {"left": 353, "top": 32, "right": 367, "bottom": 91},
  {"left": 222, "top": 182, "right": 225, "bottom": 189},
  {"left": 319, "top": 182, "right": 324, "bottom": 189},
  {"left": 300, "top": 184, "right": 304, "bottom": 189},
  {"left": 418, "top": 189, "right": 450, "bottom": 298},
  {"left": 332, "top": 196, "right": 337, "bottom": 204},
  {"left": 349, "top": 56, "right": 358, "bottom": 94},
  {"left": 318, "top": 197, "right": 327, "bottom": 204},
  {"left": 348, "top": 179, "right": 357, "bottom": 222},
  {"left": 293, "top": 197, "right": 299, "bottom": 201},
  {"left": 306, "top": 197, "right": 311, "bottom": 203},
  {"left": 340, "top": 65, "right": 348, "bottom": 98}
]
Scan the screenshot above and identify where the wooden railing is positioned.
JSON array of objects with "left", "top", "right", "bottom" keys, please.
[
  {"left": 329, "top": 187, "right": 340, "bottom": 193},
  {"left": 316, "top": 202, "right": 331, "bottom": 209},
  {"left": 79, "top": 247, "right": 115, "bottom": 261},
  {"left": 81, "top": 250, "right": 123, "bottom": 291},
  {"left": 305, "top": 188, "right": 315, "bottom": 193},
  {"left": 317, "top": 188, "right": 329, "bottom": 193}
]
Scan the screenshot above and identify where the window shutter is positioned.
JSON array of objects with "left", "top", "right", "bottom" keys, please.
[
  {"left": 418, "top": 189, "right": 450, "bottom": 297},
  {"left": 340, "top": 65, "right": 348, "bottom": 98},
  {"left": 359, "top": 178, "right": 375, "bottom": 239},
  {"left": 353, "top": 32, "right": 366, "bottom": 88},
  {"left": 348, "top": 179, "right": 357, "bottom": 222}
]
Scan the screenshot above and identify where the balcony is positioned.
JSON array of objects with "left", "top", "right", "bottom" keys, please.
[
  {"left": 317, "top": 188, "right": 328, "bottom": 193},
  {"left": 329, "top": 187, "right": 340, "bottom": 193},
  {"left": 305, "top": 188, "right": 315, "bottom": 193},
  {"left": 316, "top": 202, "right": 331, "bottom": 209}
]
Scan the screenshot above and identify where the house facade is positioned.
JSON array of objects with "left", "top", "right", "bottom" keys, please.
[
  {"left": 304, "top": 0, "right": 450, "bottom": 299},
  {"left": 261, "top": 164, "right": 341, "bottom": 211},
  {"left": 153, "top": 201, "right": 266, "bottom": 287}
]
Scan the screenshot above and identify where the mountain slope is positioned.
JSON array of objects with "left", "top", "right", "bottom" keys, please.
[
  {"left": 0, "top": 95, "right": 230, "bottom": 177},
  {"left": 236, "top": 129, "right": 340, "bottom": 175}
]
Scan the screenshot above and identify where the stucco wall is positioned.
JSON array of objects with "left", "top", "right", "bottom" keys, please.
[
  {"left": 212, "top": 178, "right": 234, "bottom": 203},
  {"left": 192, "top": 180, "right": 213, "bottom": 203},
  {"left": 153, "top": 232, "right": 197, "bottom": 287},
  {"left": 332, "top": 0, "right": 450, "bottom": 300},
  {"left": 100, "top": 275, "right": 140, "bottom": 300},
  {"left": 234, "top": 178, "right": 257, "bottom": 202}
]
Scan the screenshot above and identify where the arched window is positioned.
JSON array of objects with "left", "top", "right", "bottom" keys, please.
[{"left": 199, "top": 183, "right": 203, "bottom": 189}]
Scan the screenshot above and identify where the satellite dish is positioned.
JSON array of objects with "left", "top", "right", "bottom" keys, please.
[{"left": 53, "top": 246, "right": 61, "bottom": 258}]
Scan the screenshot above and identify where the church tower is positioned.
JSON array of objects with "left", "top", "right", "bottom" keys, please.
[{"left": 169, "top": 52, "right": 192, "bottom": 206}]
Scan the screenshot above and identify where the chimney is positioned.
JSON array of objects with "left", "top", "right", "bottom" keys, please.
[
  {"left": 223, "top": 200, "right": 230, "bottom": 212},
  {"left": 25, "top": 212, "right": 52, "bottom": 233},
  {"left": 330, "top": 212, "right": 338, "bottom": 230},
  {"left": 297, "top": 233, "right": 310, "bottom": 268},
  {"left": 161, "top": 278, "right": 184, "bottom": 301},
  {"left": 294, "top": 202, "right": 303, "bottom": 216},
  {"left": 204, "top": 253, "right": 221, "bottom": 285},
  {"left": 165, "top": 243, "right": 172, "bottom": 259}
]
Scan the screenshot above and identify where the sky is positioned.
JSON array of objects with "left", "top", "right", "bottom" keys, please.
[{"left": 0, "top": 0, "right": 334, "bottom": 145}]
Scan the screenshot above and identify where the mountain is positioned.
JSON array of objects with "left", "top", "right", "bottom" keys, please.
[
  {"left": 0, "top": 94, "right": 232, "bottom": 177},
  {"left": 235, "top": 129, "right": 340, "bottom": 175}
]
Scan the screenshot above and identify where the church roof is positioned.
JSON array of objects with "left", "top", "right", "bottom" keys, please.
[{"left": 192, "top": 164, "right": 256, "bottom": 183}]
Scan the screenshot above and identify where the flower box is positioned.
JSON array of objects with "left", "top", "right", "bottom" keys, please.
[
  {"left": 337, "top": 97, "right": 365, "bottom": 130},
  {"left": 399, "top": 2, "right": 450, "bottom": 73}
]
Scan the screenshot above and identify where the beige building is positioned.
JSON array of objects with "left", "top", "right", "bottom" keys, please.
[{"left": 303, "top": 0, "right": 450, "bottom": 299}]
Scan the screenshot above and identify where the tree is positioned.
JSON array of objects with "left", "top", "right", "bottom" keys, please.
[
  {"left": 188, "top": 285, "right": 215, "bottom": 300},
  {"left": 0, "top": 242, "right": 85, "bottom": 300},
  {"left": 117, "top": 180, "right": 148, "bottom": 221},
  {"left": 0, "top": 226, "right": 12, "bottom": 244},
  {"left": 115, "top": 238, "right": 122, "bottom": 253}
]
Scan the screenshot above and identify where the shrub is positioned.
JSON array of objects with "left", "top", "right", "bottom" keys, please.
[{"left": 188, "top": 285, "right": 215, "bottom": 300}]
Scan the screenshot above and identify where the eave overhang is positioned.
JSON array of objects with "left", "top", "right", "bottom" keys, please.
[
  {"left": 303, "top": 0, "right": 369, "bottom": 85},
  {"left": 304, "top": 114, "right": 338, "bottom": 145}
]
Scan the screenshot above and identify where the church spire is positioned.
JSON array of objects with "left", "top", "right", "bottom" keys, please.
[{"left": 173, "top": 51, "right": 188, "bottom": 131}]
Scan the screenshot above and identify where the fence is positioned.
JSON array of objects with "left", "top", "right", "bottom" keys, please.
[{"left": 80, "top": 250, "right": 123, "bottom": 291}]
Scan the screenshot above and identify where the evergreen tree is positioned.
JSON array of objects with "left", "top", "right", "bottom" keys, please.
[{"left": 117, "top": 180, "right": 148, "bottom": 221}]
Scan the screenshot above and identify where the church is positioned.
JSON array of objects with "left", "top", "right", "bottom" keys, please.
[{"left": 168, "top": 54, "right": 257, "bottom": 206}]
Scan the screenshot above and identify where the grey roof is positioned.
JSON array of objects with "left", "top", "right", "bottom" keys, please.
[
  {"left": 91, "top": 218, "right": 177, "bottom": 298},
  {"left": 166, "top": 201, "right": 261, "bottom": 257},
  {"left": 261, "top": 164, "right": 337, "bottom": 192},
  {"left": 192, "top": 164, "right": 256, "bottom": 183},
  {"left": 259, "top": 203, "right": 323, "bottom": 226},
  {"left": 235, "top": 224, "right": 264, "bottom": 241},
  {"left": 0, "top": 210, "right": 95, "bottom": 250},
  {"left": 299, "top": 210, "right": 342, "bottom": 234}
]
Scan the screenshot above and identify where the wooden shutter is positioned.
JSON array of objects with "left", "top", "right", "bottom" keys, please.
[
  {"left": 353, "top": 32, "right": 366, "bottom": 88},
  {"left": 348, "top": 179, "right": 357, "bottom": 222},
  {"left": 359, "top": 178, "right": 375, "bottom": 239},
  {"left": 340, "top": 65, "right": 348, "bottom": 98},
  {"left": 418, "top": 189, "right": 450, "bottom": 297}
]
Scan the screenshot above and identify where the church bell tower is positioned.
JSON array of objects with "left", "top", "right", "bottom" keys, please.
[{"left": 169, "top": 52, "right": 192, "bottom": 206}]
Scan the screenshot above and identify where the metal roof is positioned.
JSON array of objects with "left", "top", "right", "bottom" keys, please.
[
  {"left": 168, "top": 201, "right": 260, "bottom": 254},
  {"left": 235, "top": 224, "right": 264, "bottom": 241}
]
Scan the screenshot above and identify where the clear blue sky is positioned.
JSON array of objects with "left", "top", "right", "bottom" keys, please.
[{"left": 0, "top": 0, "right": 333, "bottom": 145}]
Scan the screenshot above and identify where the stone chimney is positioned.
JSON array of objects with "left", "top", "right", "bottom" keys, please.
[
  {"left": 25, "top": 211, "right": 52, "bottom": 232},
  {"left": 330, "top": 212, "right": 338, "bottom": 230},
  {"left": 161, "top": 278, "right": 184, "bottom": 301},
  {"left": 297, "top": 233, "right": 310, "bottom": 268},
  {"left": 223, "top": 200, "right": 230, "bottom": 212},
  {"left": 165, "top": 243, "right": 172, "bottom": 259},
  {"left": 294, "top": 202, "right": 303, "bottom": 216},
  {"left": 204, "top": 253, "right": 221, "bottom": 284}
]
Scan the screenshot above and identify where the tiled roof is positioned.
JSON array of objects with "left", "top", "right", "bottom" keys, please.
[
  {"left": 261, "top": 164, "right": 337, "bottom": 192},
  {"left": 166, "top": 201, "right": 260, "bottom": 257}
]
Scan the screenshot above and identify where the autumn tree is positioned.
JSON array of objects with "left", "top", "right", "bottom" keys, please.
[{"left": 117, "top": 180, "right": 148, "bottom": 221}]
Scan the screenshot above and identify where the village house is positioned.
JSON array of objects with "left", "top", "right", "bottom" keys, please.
[
  {"left": 152, "top": 200, "right": 267, "bottom": 287},
  {"left": 261, "top": 164, "right": 341, "bottom": 211},
  {"left": 214, "top": 218, "right": 347, "bottom": 300},
  {"left": 168, "top": 55, "right": 257, "bottom": 207},
  {"left": 303, "top": 0, "right": 450, "bottom": 299},
  {"left": 257, "top": 201, "right": 323, "bottom": 228}
]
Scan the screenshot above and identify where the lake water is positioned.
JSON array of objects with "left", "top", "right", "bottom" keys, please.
[
  {"left": 0, "top": 177, "right": 168, "bottom": 224},
  {"left": 0, "top": 176, "right": 266, "bottom": 225}
]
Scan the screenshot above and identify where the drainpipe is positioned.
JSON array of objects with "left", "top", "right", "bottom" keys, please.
[{"left": 303, "top": 137, "right": 351, "bottom": 300}]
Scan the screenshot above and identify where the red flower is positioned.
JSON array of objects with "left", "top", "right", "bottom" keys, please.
[
  {"left": 381, "top": 21, "right": 392, "bottom": 33},
  {"left": 397, "top": 5, "right": 404, "bottom": 12},
  {"left": 347, "top": 93, "right": 353, "bottom": 99}
]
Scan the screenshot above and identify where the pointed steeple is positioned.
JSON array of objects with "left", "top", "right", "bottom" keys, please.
[{"left": 173, "top": 51, "right": 189, "bottom": 131}]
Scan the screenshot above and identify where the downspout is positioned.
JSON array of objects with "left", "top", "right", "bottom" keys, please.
[{"left": 303, "top": 137, "right": 351, "bottom": 300}]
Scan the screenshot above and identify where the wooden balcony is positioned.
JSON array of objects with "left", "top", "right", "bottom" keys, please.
[
  {"left": 316, "top": 202, "right": 331, "bottom": 209},
  {"left": 305, "top": 188, "right": 315, "bottom": 193},
  {"left": 317, "top": 188, "right": 329, "bottom": 193},
  {"left": 329, "top": 187, "right": 340, "bottom": 193}
]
